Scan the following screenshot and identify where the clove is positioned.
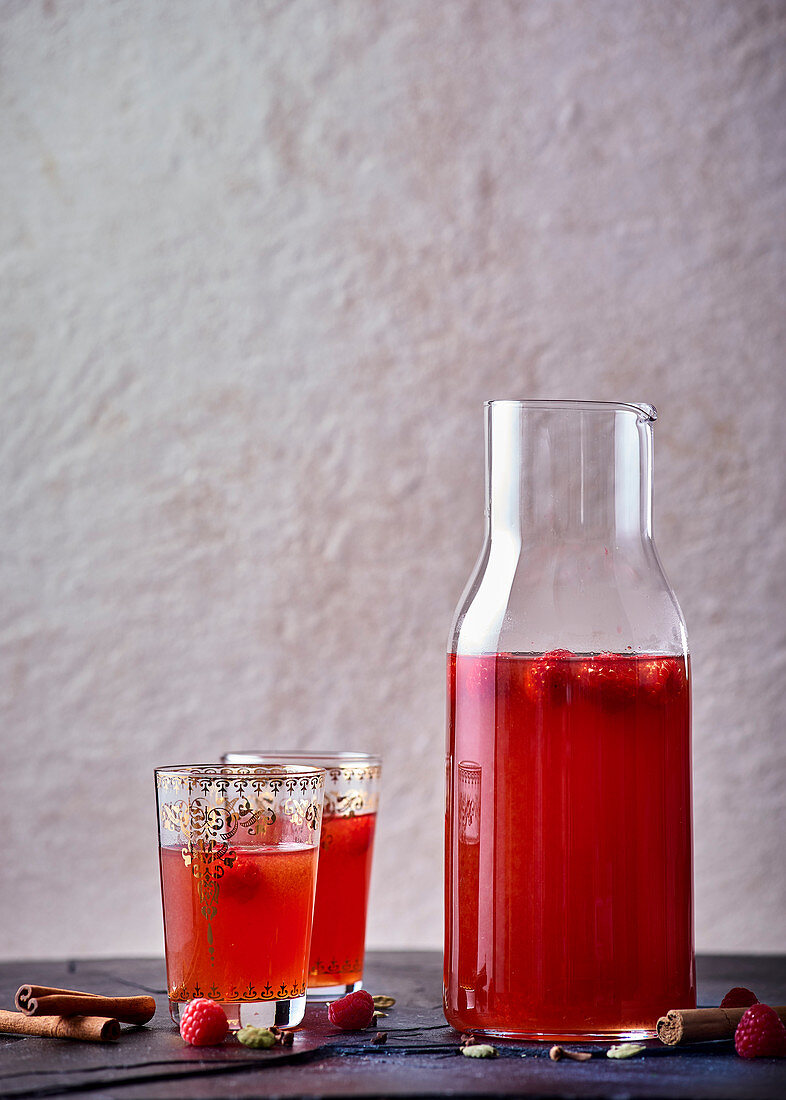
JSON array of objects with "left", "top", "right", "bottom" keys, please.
[{"left": 549, "top": 1044, "right": 592, "bottom": 1062}]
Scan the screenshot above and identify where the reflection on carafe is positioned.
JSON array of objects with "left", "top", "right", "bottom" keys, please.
[{"left": 457, "top": 761, "right": 481, "bottom": 1007}]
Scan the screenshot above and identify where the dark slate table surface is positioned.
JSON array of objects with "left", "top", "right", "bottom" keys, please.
[{"left": 1, "top": 952, "right": 784, "bottom": 1099}]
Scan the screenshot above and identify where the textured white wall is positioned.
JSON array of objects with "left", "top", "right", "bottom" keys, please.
[{"left": 1, "top": 0, "right": 784, "bottom": 960}]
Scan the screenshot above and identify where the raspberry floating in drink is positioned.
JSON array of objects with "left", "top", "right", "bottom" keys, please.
[
  {"left": 529, "top": 648, "right": 575, "bottom": 704},
  {"left": 219, "top": 851, "right": 263, "bottom": 904},
  {"left": 638, "top": 656, "right": 679, "bottom": 697},
  {"left": 575, "top": 652, "right": 638, "bottom": 707}
]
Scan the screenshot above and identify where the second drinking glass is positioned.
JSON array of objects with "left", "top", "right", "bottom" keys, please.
[{"left": 222, "top": 751, "right": 381, "bottom": 998}]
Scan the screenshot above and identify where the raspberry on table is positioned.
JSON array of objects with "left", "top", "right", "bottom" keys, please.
[
  {"left": 327, "top": 989, "right": 375, "bottom": 1031},
  {"left": 721, "top": 986, "right": 759, "bottom": 1009},
  {"left": 734, "top": 1004, "right": 786, "bottom": 1059},
  {"left": 179, "top": 998, "right": 229, "bottom": 1046}
]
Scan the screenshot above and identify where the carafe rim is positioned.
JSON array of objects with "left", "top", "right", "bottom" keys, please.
[{"left": 485, "top": 399, "right": 657, "bottom": 421}]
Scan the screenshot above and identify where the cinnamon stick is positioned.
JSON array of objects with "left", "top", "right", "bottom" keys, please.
[
  {"left": 657, "top": 1005, "right": 786, "bottom": 1045},
  {"left": 0, "top": 1010, "right": 120, "bottom": 1042},
  {"left": 15, "top": 986, "right": 155, "bottom": 1024},
  {"left": 24, "top": 995, "right": 154, "bottom": 1024},
  {"left": 16, "top": 985, "right": 103, "bottom": 1010}
]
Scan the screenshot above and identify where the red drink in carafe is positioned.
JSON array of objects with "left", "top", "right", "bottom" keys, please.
[{"left": 445, "top": 650, "right": 694, "bottom": 1039}]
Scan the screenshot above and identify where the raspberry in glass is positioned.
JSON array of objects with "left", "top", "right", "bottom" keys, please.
[
  {"left": 576, "top": 652, "right": 638, "bottom": 706},
  {"left": 529, "top": 649, "right": 575, "bottom": 704}
]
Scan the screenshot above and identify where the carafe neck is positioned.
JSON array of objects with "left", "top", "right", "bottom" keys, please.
[{"left": 486, "top": 401, "right": 656, "bottom": 546}]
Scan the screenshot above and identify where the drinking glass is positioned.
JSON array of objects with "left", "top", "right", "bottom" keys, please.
[
  {"left": 222, "top": 751, "right": 381, "bottom": 999},
  {"left": 155, "top": 763, "right": 324, "bottom": 1029}
]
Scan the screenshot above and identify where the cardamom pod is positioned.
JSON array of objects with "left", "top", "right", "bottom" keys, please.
[
  {"left": 237, "top": 1025, "right": 276, "bottom": 1049},
  {"left": 607, "top": 1043, "right": 646, "bottom": 1059},
  {"left": 461, "top": 1043, "right": 498, "bottom": 1058}
]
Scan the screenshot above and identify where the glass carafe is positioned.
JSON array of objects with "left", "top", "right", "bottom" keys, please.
[{"left": 444, "top": 400, "right": 694, "bottom": 1040}]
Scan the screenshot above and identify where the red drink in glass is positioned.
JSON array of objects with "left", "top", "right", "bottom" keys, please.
[
  {"left": 155, "top": 763, "right": 325, "bottom": 1028},
  {"left": 308, "top": 811, "right": 377, "bottom": 989},
  {"left": 160, "top": 842, "right": 318, "bottom": 1004},
  {"left": 445, "top": 650, "right": 695, "bottom": 1039},
  {"left": 220, "top": 751, "right": 382, "bottom": 997}
]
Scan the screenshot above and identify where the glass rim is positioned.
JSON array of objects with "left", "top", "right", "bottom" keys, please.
[
  {"left": 221, "top": 750, "right": 382, "bottom": 767},
  {"left": 485, "top": 399, "right": 657, "bottom": 422},
  {"left": 154, "top": 762, "right": 326, "bottom": 780}
]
